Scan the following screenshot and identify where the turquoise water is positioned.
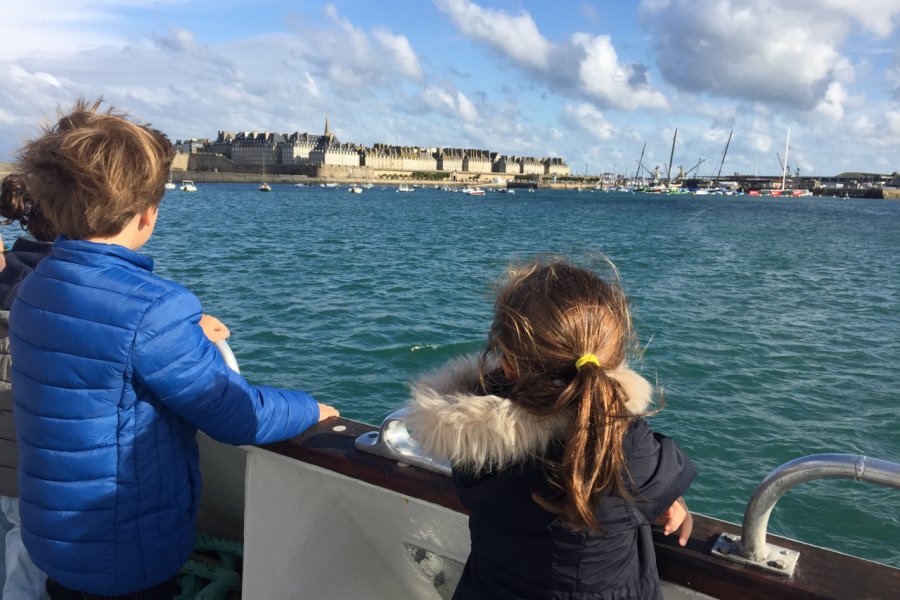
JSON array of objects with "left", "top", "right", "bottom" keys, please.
[{"left": 8, "top": 184, "right": 898, "bottom": 566}]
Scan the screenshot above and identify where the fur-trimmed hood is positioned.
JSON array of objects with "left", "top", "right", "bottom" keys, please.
[{"left": 406, "top": 354, "right": 653, "bottom": 473}]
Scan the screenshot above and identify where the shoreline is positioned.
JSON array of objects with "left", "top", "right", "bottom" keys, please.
[
  {"left": 3, "top": 163, "right": 898, "bottom": 197},
  {"left": 171, "top": 171, "right": 899, "bottom": 197}
]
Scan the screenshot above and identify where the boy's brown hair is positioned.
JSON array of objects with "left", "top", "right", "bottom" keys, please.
[{"left": 17, "top": 98, "right": 174, "bottom": 240}]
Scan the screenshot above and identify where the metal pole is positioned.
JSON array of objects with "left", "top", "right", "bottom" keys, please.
[{"left": 740, "top": 454, "right": 900, "bottom": 561}]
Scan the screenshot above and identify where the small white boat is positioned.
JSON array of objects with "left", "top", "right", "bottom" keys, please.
[
  {"left": 180, "top": 180, "right": 197, "bottom": 192},
  {"left": 397, "top": 184, "right": 413, "bottom": 192},
  {"left": 259, "top": 182, "right": 271, "bottom": 192},
  {"left": 164, "top": 181, "right": 176, "bottom": 190},
  {"left": 466, "top": 187, "right": 485, "bottom": 196},
  {"left": 348, "top": 186, "right": 363, "bottom": 194}
]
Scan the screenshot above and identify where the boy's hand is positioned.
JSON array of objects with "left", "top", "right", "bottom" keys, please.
[
  {"left": 317, "top": 403, "right": 340, "bottom": 421},
  {"left": 655, "top": 496, "right": 693, "bottom": 547},
  {"left": 200, "top": 314, "right": 230, "bottom": 342}
]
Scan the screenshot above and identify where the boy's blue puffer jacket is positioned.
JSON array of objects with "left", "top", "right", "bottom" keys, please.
[{"left": 9, "top": 238, "right": 320, "bottom": 596}]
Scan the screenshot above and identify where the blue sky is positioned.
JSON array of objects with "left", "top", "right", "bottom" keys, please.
[{"left": 3, "top": 0, "right": 900, "bottom": 176}]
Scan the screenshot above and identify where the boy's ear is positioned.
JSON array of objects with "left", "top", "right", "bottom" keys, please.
[{"left": 138, "top": 205, "right": 159, "bottom": 228}]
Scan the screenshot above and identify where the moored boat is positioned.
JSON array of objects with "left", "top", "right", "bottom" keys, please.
[
  {"left": 258, "top": 182, "right": 271, "bottom": 192},
  {"left": 180, "top": 180, "right": 197, "bottom": 192}
]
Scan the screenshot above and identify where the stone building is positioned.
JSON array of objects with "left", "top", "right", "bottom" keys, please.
[
  {"left": 492, "top": 155, "right": 519, "bottom": 175},
  {"left": 436, "top": 148, "right": 464, "bottom": 172},
  {"left": 174, "top": 115, "right": 570, "bottom": 178},
  {"left": 306, "top": 116, "right": 362, "bottom": 167},
  {"left": 543, "top": 157, "right": 570, "bottom": 176},
  {"left": 174, "top": 138, "right": 209, "bottom": 154},
  {"left": 207, "top": 132, "right": 236, "bottom": 157},
  {"left": 280, "top": 132, "right": 320, "bottom": 166},
  {"left": 520, "top": 157, "right": 544, "bottom": 175},
  {"left": 463, "top": 150, "right": 492, "bottom": 173},
  {"left": 231, "top": 132, "right": 283, "bottom": 168},
  {"left": 363, "top": 144, "right": 436, "bottom": 171}
]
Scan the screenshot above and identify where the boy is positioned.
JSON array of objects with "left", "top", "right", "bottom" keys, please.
[{"left": 9, "top": 99, "right": 339, "bottom": 598}]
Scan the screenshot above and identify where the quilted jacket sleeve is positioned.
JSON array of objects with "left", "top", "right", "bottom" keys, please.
[
  {"left": 626, "top": 418, "right": 697, "bottom": 521},
  {"left": 132, "top": 287, "right": 320, "bottom": 444}
]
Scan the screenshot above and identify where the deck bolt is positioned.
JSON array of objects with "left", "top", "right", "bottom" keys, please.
[{"left": 767, "top": 559, "right": 785, "bottom": 569}]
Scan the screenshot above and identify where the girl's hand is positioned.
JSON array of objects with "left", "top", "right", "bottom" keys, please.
[
  {"left": 655, "top": 496, "right": 693, "bottom": 547},
  {"left": 200, "top": 314, "right": 230, "bottom": 342},
  {"left": 317, "top": 403, "right": 340, "bottom": 421}
]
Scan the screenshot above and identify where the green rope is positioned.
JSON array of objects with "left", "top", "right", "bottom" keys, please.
[{"left": 176, "top": 535, "right": 243, "bottom": 600}]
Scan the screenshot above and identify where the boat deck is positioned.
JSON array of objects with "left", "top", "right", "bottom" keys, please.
[{"left": 198, "top": 417, "right": 900, "bottom": 599}]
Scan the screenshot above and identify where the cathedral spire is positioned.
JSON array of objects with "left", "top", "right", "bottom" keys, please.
[{"left": 324, "top": 114, "right": 331, "bottom": 137}]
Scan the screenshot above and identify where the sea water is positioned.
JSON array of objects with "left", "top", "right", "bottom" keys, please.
[{"left": 7, "top": 184, "right": 898, "bottom": 566}]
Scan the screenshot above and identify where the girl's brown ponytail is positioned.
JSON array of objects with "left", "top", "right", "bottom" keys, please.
[{"left": 486, "top": 257, "right": 650, "bottom": 532}]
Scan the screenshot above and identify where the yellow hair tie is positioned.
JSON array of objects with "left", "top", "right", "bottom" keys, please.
[{"left": 575, "top": 354, "right": 601, "bottom": 371}]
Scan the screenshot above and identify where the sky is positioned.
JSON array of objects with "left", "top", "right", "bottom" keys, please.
[{"left": 2, "top": 0, "right": 900, "bottom": 177}]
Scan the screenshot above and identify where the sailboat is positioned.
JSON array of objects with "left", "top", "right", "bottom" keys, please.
[
  {"left": 164, "top": 168, "right": 176, "bottom": 190},
  {"left": 259, "top": 156, "right": 271, "bottom": 192}
]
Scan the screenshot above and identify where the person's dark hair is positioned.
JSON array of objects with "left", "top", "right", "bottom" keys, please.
[
  {"left": 16, "top": 97, "right": 174, "bottom": 240},
  {"left": 482, "top": 257, "right": 655, "bottom": 532},
  {"left": 0, "top": 174, "right": 57, "bottom": 242}
]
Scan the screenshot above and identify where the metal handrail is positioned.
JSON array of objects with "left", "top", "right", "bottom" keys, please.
[
  {"left": 354, "top": 408, "right": 452, "bottom": 476},
  {"left": 740, "top": 453, "right": 900, "bottom": 560},
  {"left": 713, "top": 453, "right": 900, "bottom": 576},
  {"left": 214, "top": 339, "right": 240, "bottom": 373}
]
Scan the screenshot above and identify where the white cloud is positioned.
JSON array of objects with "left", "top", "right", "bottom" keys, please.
[
  {"left": 887, "top": 111, "right": 900, "bottom": 137},
  {"left": 435, "top": 0, "right": 552, "bottom": 69},
  {"left": 806, "top": 0, "right": 900, "bottom": 37},
  {"left": 437, "top": 0, "right": 668, "bottom": 111},
  {"left": 816, "top": 82, "right": 848, "bottom": 120},
  {"left": 572, "top": 34, "right": 668, "bottom": 110},
  {"left": 373, "top": 28, "right": 423, "bottom": 79},
  {"left": 747, "top": 111, "right": 774, "bottom": 154},
  {"left": 423, "top": 86, "right": 479, "bottom": 123},
  {"left": 155, "top": 28, "right": 196, "bottom": 53},
  {"left": 289, "top": 6, "right": 425, "bottom": 90},
  {"left": 637, "top": 0, "right": 900, "bottom": 110},
  {"left": 565, "top": 103, "right": 616, "bottom": 140}
]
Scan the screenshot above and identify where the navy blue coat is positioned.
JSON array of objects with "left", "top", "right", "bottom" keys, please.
[
  {"left": 406, "top": 355, "right": 696, "bottom": 600},
  {"left": 10, "top": 238, "right": 320, "bottom": 595},
  {"left": 0, "top": 237, "right": 52, "bottom": 311},
  {"left": 453, "top": 420, "right": 696, "bottom": 600}
]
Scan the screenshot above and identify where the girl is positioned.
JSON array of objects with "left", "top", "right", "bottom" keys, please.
[
  {"left": 407, "top": 257, "right": 696, "bottom": 600},
  {"left": 0, "top": 174, "right": 56, "bottom": 600}
]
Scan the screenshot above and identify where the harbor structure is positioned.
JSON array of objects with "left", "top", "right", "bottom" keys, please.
[{"left": 174, "top": 117, "right": 570, "bottom": 179}]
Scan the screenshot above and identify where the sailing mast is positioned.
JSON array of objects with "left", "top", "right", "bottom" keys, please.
[
  {"left": 715, "top": 129, "right": 733, "bottom": 183},
  {"left": 781, "top": 127, "right": 791, "bottom": 191},
  {"left": 666, "top": 129, "right": 678, "bottom": 185},
  {"left": 635, "top": 142, "right": 646, "bottom": 185}
]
